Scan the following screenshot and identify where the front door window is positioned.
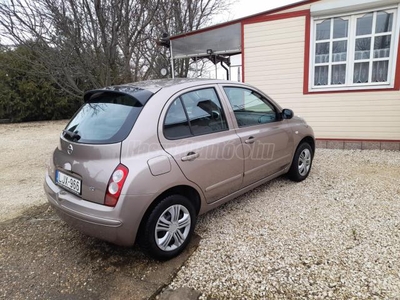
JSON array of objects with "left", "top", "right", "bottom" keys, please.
[{"left": 223, "top": 87, "right": 277, "bottom": 127}]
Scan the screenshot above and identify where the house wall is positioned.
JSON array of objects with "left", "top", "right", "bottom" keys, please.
[{"left": 243, "top": 9, "right": 400, "bottom": 145}]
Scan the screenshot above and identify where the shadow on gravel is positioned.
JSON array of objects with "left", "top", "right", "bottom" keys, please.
[{"left": 0, "top": 204, "right": 200, "bottom": 300}]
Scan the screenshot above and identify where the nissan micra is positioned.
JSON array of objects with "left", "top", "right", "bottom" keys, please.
[{"left": 44, "top": 79, "right": 315, "bottom": 260}]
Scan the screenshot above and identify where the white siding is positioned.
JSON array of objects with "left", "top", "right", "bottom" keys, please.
[{"left": 243, "top": 16, "right": 400, "bottom": 140}]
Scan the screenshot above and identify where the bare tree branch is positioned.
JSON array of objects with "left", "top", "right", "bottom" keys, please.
[{"left": 0, "top": 0, "right": 234, "bottom": 96}]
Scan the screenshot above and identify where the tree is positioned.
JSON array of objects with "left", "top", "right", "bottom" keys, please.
[
  {"left": 0, "top": 0, "right": 162, "bottom": 97},
  {"left": 0, "top": 0, "right": 233, "bottom": 99},
  {"left": 0, "top": 45, "right": 81, "bottom": 121}
]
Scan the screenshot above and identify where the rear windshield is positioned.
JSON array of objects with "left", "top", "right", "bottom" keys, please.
[{"left": 64, "top": 91, "right": 145, "bottom": 144}]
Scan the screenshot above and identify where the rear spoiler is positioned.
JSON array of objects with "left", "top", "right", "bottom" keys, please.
[{"left": 84, "top": 86, "right": 154, "bottom": 106}]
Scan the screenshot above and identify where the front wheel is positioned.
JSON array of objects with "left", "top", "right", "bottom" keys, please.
[
  {"left": 288, "top": 142, "right": 313, "bottom": 182},
  {"left": 140, "top": 195, "right": 197, "bottom": 260}
]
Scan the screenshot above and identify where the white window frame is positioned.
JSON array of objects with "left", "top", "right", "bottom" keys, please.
[{"left": 309, "top": 5, "right": 400, "bottom": 92}]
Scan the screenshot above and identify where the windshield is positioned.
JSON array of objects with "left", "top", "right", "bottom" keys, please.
[{"left": 64, "top": 91, "right": 145, "bottom": 144}]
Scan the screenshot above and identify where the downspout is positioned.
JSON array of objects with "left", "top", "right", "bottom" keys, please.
[{"left": 221, "top": 61, "right": 230, "bottom": 80}]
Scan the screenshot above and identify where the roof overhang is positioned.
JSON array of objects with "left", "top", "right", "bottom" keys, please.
[{"left": 311, "top": 0, "right": 400, "bottom": 17}]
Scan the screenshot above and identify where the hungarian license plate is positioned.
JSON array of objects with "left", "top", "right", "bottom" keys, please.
[{"left": 56, "top": 170, "right": 82, "bottom": 195}]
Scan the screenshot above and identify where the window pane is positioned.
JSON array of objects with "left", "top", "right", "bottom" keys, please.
[
  {"left": 331, "top": 65, "right": 346, "bottom": 85},
  {"left": 374, "top": 35, "right": 391, "bottom": 58},
  {"left": 223, "top": 87, "right": 276, "bottom": 127},
  {"left": 332, "top": 41, "right": 347, "bottom": 62},
  {"left": 356, "top": 13, "right": 373, "bottom": 36},
  {"left": 315, "top": 42, "right": 330, "bottom": 63},
  {"left": 66, "top": 93, "right": 143, "bottom": 144},
  {"left": 354, "top": 38, "right": 371, "bottom": 60},
  {"left": 316, "top": 19, "right": 331, "bottom": 40},
  {"left": 181, "top": 88, "right": 228, "bottom": 136},
  {"left": 314, "top": 66, "right": 328, "bottom": 86},
  {"left": 333, "top": 18, "right": 348, "bottom": 38},
  {"left": 164, "top": 99, "right": 191, "bottom": 139},
  {"left": 372, "top": 61, "right": 389, "bottom": 82},
  {"left": 353, "top": 62, "right": 369, "bottom": 83},
  {"left": 376, "top": 12, "right": 393, "bottom": 33}
]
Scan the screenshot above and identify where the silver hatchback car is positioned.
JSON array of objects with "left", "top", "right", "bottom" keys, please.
[{"left": 44, "top": 79, "right": 315, "bottom": 260}]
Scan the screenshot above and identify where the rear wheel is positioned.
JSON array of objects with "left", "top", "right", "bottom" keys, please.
[
  {"left": 288, "top": 142, "right": 313, "bottom": 182},
  {"left": 140, "top": 195, "right": 196, "bottom": 260}
]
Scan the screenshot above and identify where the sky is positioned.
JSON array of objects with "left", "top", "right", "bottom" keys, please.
[{"left": 228, "top": 0, "right": 299, "bottom": 20}]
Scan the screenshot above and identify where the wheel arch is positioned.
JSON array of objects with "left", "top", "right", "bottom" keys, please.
[
  {"left": 153, "top": 185, "right": 201, "bottom": 214},
  {"left": 298, "top": 136, "right": 315, "bottom": 154}
]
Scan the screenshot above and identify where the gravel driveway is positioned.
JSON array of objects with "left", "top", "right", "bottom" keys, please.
[
  {"left": 1, "top": 121, "right": 399, "bottom": 299},
  {"left": 0, "top": 120, "right": 67, "bottom": 222},
  {"left": 169, "top": 149, "right": 400, "bottom": 299}
]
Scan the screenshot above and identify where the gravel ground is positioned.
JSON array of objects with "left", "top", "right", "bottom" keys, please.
[
  {"left": 0, "top": 120, "right": 67, "bottom": 222},
  {"left": 1, "top": 121, "right": 400, "bottom": 299},
  {"left": 169, "top": 149, "right": 400, "bottom": 299},
  {"left": 0, "top": 204, "right": 199, "bottom": 299}
]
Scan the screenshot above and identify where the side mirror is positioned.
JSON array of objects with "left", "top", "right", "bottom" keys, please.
[{"left": 282, "top": 109, "right": 294, "bottom": 120}]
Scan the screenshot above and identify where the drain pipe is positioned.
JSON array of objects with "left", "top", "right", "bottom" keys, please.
[{"left": 221, "top": 61, "right": 230, "bottom": 80}]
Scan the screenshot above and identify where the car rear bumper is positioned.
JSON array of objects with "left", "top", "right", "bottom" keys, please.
[{"left": 44, "top": 172, "right": 151, "bottom": 247}]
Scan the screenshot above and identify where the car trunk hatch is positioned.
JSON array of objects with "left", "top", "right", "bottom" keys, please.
[
  {"left": 51, "top": 88, "right": 153, "bottom": 205},
  {"left": 53, "top": 140, "right": 121, "bottom": 204}
]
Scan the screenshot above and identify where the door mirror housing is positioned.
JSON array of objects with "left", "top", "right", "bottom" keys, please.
[{"left": 282, "top": 109, "right": 294, "bottom": 120}]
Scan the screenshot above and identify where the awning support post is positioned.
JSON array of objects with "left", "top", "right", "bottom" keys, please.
[
  {"left": 170, "top": 41, "right": 175, "bottom": 79},
  {"left": 195, "top": 57, "right": 198, "bottom": 78}
]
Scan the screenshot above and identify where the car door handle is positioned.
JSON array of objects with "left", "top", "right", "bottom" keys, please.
[
  {"left": 181, "top": 152, "right": 199, "bottom": 162},
  {"left": 245, "top": 136, "right": 255, "bottom": 144}
]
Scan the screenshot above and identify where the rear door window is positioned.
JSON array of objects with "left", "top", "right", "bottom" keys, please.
[
  {"left": 164, "top": 99, "right": 192, "bottom": 139},
  {"left": 163, "top": 87, "right": 228, "bottom": 139},
  {"left": 64, "top": 91, "right": 146, "bottom": 144}
]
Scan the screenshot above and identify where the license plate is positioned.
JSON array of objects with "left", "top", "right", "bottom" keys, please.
[{"left": 56, "top": 170, "right": 82, "bottom": 195}]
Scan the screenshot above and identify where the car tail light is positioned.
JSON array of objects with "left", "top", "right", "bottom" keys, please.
[{"left": 104, "top": 164, "right": 129, "bottom": 207}]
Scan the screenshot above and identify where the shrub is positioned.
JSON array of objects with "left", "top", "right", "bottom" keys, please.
[{"left": 0, "top": 46, "right": 82, "bottom": 122}]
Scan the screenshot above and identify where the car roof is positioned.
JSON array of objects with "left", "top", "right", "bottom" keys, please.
[
  {"left": 114, "top": 78, "right": 243, "bottom": 93},
  {"left": 88, "top": 78, "right": 246, "bottom": 95},
  {"left": 83, "top": 78, "right": 273, "bottom": 106}
]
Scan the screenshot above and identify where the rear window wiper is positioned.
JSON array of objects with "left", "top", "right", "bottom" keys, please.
[{"left": 63, "top": 130, "right": 81, "bottom": 142}]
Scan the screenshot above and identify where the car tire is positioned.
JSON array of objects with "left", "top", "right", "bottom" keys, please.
[
  {"left": 288, "top": 142, "right": 313, "bottom": 182},
  {"left": 140, "top": 195, "right": 197, "bottom": 261}
]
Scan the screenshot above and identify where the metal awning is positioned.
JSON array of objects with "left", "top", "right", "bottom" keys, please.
[
  {"left": 168, "top": 0, "right": 310, "bottom": 59},
  {"left": 170, "top": 22, "right": 241, "bottom": 59}
]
